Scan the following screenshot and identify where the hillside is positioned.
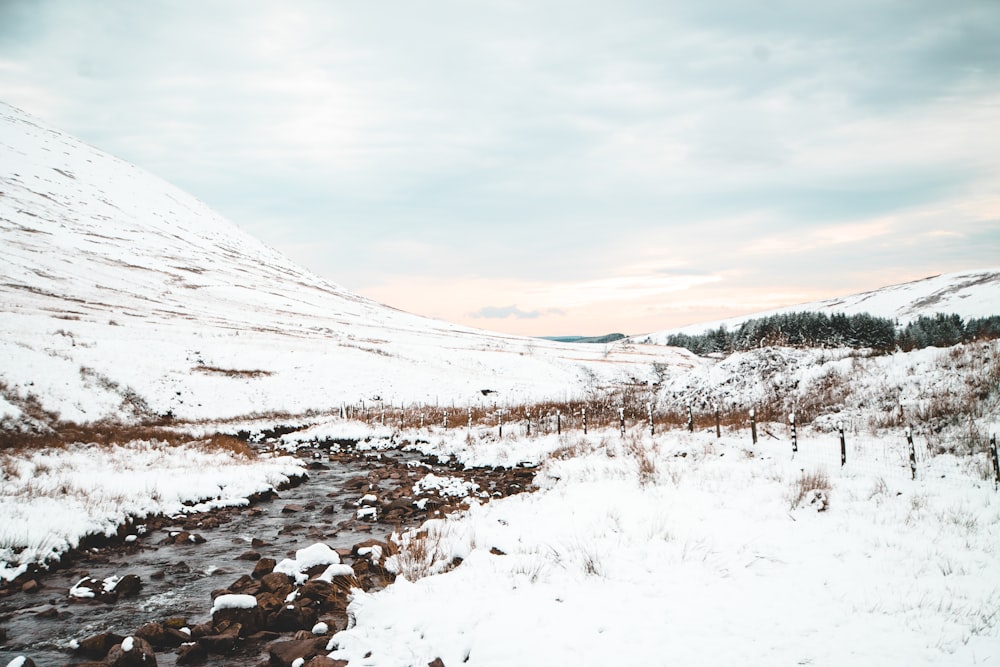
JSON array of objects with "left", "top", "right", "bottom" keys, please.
[
  {"left": 0, "top": 102, "right": 696, "bottom": 429},
  {"left": 633, "top": 269, "right": 1000, "bottom": 345}
]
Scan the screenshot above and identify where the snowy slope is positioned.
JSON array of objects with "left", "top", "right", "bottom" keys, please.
[
  {"left": 0, "top": 102, "right": 697, "bottom": 426},
  {"left": 634, "top": 269, "right": 1000, "bottom": 344}
]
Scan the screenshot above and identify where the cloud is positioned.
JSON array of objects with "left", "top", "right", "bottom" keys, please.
[{"left": 470, "top": 305, "right": 543, "bottom": 320}]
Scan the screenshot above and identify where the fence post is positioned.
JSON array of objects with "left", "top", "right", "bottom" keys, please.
[
  {"left": 989, "top": 434, "right": 999, "bottom": 490},
  {"left": 557, "top": 409, "right": 561, "bottom": 435},
  {"left": 647, "top": 401, "right": 654, "bottom": 436},
  {"left": 443, "top": 411, "right": 448, "bottom": 429},
  {"left": 583, "top": 407, "right": 588, "bottom": 435},
  {"left": 750, "top": 408, "right": 758, "bottom": 446},
  {"left": 619, "top": 407, "right": 625, "bottom": 437},
  {"left": 498, "top": 410, "right": 503, "bottom": 438},
  {"left": 715, "top": 405, "right": 721, "bottom": 439},
  {"left": 468, "top": 407, "right": 473, "bottom": 431},
  {"left": 686, "top": 403, "right": 694, "bottom": 433},
  {"left": 838, "top": 421, "right": 846, "bottom": 467},
  {"left": 526, "top": 410, "right": 531, "bottom": 437},
  {"left": 789, "top": 412, "right": 797, "bottom": 453},
  {"left": 907, "top": 427, "right": 917, "bottom": 480}
]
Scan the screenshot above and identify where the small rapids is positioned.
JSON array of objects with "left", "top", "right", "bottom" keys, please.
[{"left": 0, "top": 450, "right": 416, "bottom": 667}]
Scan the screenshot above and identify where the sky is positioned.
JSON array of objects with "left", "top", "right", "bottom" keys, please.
[{"left": 1, "top": 1, "right": 998, "bottom": 337}]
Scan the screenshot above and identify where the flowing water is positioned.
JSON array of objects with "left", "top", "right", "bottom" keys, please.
[{"left": 0, "top": 450, "right": 410, "bottom": 666}]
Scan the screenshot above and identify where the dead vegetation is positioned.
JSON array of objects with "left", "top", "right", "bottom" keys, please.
[{"left": 192, "top": 365, "right": 274, "bottom": 378}]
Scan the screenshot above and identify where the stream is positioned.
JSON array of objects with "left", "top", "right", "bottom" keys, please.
[{"left": 0, "top": 448, "right": 422, "bottom": 667}]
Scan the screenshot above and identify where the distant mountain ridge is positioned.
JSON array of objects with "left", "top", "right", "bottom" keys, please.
[{"left": 632, "top": 269, "right": 1000, "bottom": 345}]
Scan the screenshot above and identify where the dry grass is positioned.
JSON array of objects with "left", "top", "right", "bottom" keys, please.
[
  {"left": 788, "top": 468, "right": 831, "bottom": 510},
  {"left": 390, "top": 525, "right": 458, "bottom": 581},
  {"left": 192, "top": 365, "right": 274, "bottom": 378},
  {"left": 623, "top": 436, "right": 659, "bottom": 486}
]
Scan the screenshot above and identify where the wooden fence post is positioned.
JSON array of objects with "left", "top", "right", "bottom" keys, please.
[
  {"left": 583, "top": 407, "right": 588, "bottom": 435},
  {"left": 907, "top": 427, "right": 917, "bottom": 480},
  {"left": 839, "top": 421, "right": 846, "bottom": 467},
  {"left": 750, "top": 408, "right": 758, "bottom": 446},
  {"left": 526, "top": 410, "right": 531, "bottom": 437},
  {"left": 443, "top": 411, "right": 448, "bottom": 429},
  {"left": 468, "top": 407, "right": 473, "bottom": 431},
  {"left": 619, "top": 407, "right": 626, "bottom": 437},
  {"left": 789, "top": 412, "right": 797, "bottom": 453},
  {"left": 498, "top": 410, "right": 503, "bottom": 438},
  {"left": 686, "top": 403, "right": 694, "bottom": 433},
  {"left": 989, "top": 433, "right": 999, "bottom": 490},
  {"left": 647, "top": 401, "right": 654, "bottom": 436},
  {"left": 715, "top": 405, "right": 721, "bottom": 439},
  {"left": 557, "top": 409, "right": 561, "bottom": 435}
]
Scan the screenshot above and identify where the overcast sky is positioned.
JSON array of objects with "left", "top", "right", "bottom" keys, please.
[{"left": 2, "top": 1, "right": 998, "bottom": 336}]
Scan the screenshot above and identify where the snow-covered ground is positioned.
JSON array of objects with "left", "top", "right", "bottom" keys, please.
[
  {"left": 0, "top": 440, "right": 303, "bottom": 581},
  {"left": 0, "top": 100, "right": 698, "bottom": 427},
  {"left": 324, "top": 428, "right": 1000, "bottom": 666}
]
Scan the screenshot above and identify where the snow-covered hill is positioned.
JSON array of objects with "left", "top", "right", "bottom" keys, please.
[
  {"left": 0, "top": 102, "right": 696, "bottom": 427},
  {"left": 633, "top": 269, "right": 1000, "bottom": 345}
]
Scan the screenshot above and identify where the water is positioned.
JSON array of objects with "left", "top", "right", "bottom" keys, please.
[{"left": 0, "top": 450, "right": 411, "bottom": 666}]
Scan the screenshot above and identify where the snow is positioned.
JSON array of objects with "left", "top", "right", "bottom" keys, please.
[
  {"left": 413, "top": 473, "right": 481, "bottom": 498},
  {"left": 326, "top": 428, "right": 1000, "bottom": 666},
  {"left": 0, "top": 440, "right": 303, "bottom": 580},
  {"left": 273, "top": 543, "right": 343, "bottom": 584},
  {"left": 635, "top": 269, "right": 1000, "bottom": 343},
  {"left": 312, "top": 622, "right": 329, "bottom": 635},
  {"left": 0, "top": 102, "right": 698, "bottom": 427},
  {"left": 5, "top": 657, "right": 26, "bottom": 667},
  {"left": 121, "top": 636, "right": 134, "bottom": 652},
  {"left": 210, "top": 594, "right": 258, "bottom": 615}
]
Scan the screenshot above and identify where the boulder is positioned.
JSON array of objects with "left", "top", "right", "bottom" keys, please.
[
  {"left": 115, "top": 574, "right": 142, "bottom": 597},
  {"left": 3, "top": 658, "right": 37, "bottom": 667},
  {"left": 106, "top": 636, "right": 157, "bottom": 667},
  {"left": 76, "top": 631, "right": 126, "bottom": 658},
  {"left": 305, "top": 657, "right": 348, "bottom": 667},
  {"left": 197, "top": 622, "right": 241, "bottom": 654},
  {"left": 175, "top": 642, "right": 207, "bottom": 665},
  {"left": 253, "top": 558, "right": 277, "bottom": 579},
  {"left": 267, "top": 637, "right": 329, "bottom": 667},
  {"left": 270, "top": 601, "right": 318, "bottom": 632},
  {"left": 259, "top": 571, "right": 293, "bottom": 597}
]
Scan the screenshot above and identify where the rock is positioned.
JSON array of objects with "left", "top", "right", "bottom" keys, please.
[
  {"left": 175, "top": 641, "right": 207, "bottom": 665},
  {"left": 106, "top": 636, "right": 157, "bottom": 667},
  {"left": 271, "top": 601, "right": 317, "bottom": 632},
  {"left": 259, "top": 571, "right": 293, "bottom": 597},
  {"left": 428, "top": 659, "right": 446, "bottom": 667},
  {"left": 35, "top": 606, "right": 59, "bottom": 619},
  {"left": 212, "top": 602, "right": 262, "bottom": 637},
  {"left": 251, "top": 537, "right": 269, "bottom": 547},
  {"left": 252, "top": 558, "right": 277, "bottom": 579},
  {"left": 282, "top": 504, "right": 305, "bottom": 513},
  {"left": 20, "top": 579, "right": 40, "bottom": 593},
  {"left": 237, "top": 550, "right": 261, "bottom": 561},
  {"left": 228, "top": 574, "right": 257, "bottom": 593},
  {"left": 162, "top": 617, "right": 189, "bottom": 630},
  {"left": 134, "top": 622, "right": 187, "bottom": 648},
  {"left": 188, "top": 622, "right": 214, "bottom": 639},
  {"left": 305, "top": 658, "right": 348, "bottom": 667},
  {"left": 3, "top": 657, "right": 37, "bottom": 667},
  {"left": 198, "top": 622, "right": 241, "bottom": 654},
  {"left": 267, "top": 637, "right": 329, "bottom": 667},
  {"left": 76, "top": 631, "right": 126, "bottom": 658},
  {"left": 115, "top": 574, "right": 142, "bottom": 597}
]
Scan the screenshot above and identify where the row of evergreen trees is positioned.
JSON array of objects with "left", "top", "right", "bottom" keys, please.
[{"left": 662, "top": 312, "right": 1000, "bottom": 355}]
